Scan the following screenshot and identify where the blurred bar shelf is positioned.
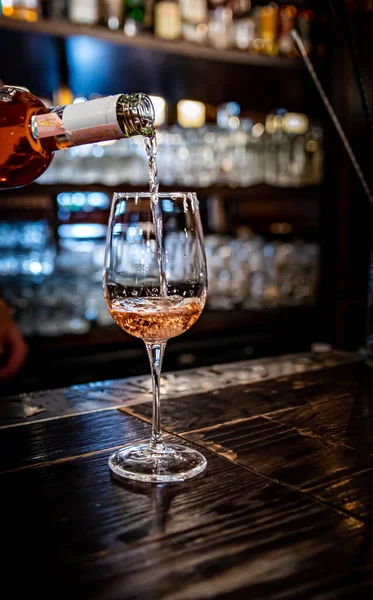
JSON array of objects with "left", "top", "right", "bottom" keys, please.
[
  {"left": 3, "top": 184, "right": 320, "bottom": 230},
  {"left": 4, "top": 182, "right": 321, "bottom": 198},
  {"left": 0, "top": 17, "right": 304, "bottom": 69},
  {"left": 27, "top": 306, "right": 315, "bottom": 353},
  {"left": 13, "top": 305, "right": 316, "bottom": 394}
]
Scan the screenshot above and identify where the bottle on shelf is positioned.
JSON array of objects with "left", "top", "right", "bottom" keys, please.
[
  {"left": 39, "top": 0, "right": 68, "bottom": 19},
  {"left": 39, "top": 0, "right": 50, "bottom": 18},
  {"left": 154, "top": 0, "right": 181, "bottom": 40},
  {"left": 69, "top": 0, "right": 99, "bottom": 25},
  {"left": 297, "top": 9, "right": 314, "bottom": 56},
  {"left": 229, "top": 0, "right": 254, "bottom": 51},
  {"left": 144, "top": 0, "right": 154, "bottom": 32},
  {"left": 143, "top": 0, "right": 154, "bottom": 30},
  {"left": 0, "top": 0, "right": 40, "bottom": 21},
  {"left": 234, "top": 18, "right": 255, "bottom": 50},
  {"left": 0, "top": 86, "right": 155, "bottom": 189},
  {"left": 231, "top": 0, "right": 251, "bottom": 27},
  {"left": 123, "top": 0, "right": 146, "bottom": 36},
  {"left": 53, "top": 0, "right": 69, "bottom": 20},
  {"left": 103, "top": 0, "right": 124, "bottom": 30},
  {"left": 180, "top": 0, "right": 208, "bottom": 44},
  {"left": 208, "top": 5, "right": 234, "bottom": 50},
  {"left": 258, "top": 3, "right": 278, "bottom": 55},
  {"left": 278, "top": 5, "right": 297, "bottom": 57},
  {"left": 234, "top": 11, "right": 255, "bottom": 50}
]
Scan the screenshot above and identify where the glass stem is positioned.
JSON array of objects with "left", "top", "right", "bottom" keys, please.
[{"left": 146, "top": 341, "right": 166, "bottom": 451}]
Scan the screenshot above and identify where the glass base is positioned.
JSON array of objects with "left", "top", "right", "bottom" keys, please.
[{"left": 109, "top": 442, "right": 207, "bottom": 484}]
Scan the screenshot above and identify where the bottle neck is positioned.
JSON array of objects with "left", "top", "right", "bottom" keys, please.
[{"left": 31, "top": 93, "right": 154, "bottom": 149}]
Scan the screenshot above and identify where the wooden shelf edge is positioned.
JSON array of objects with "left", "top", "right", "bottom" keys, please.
[
  {"left": 3, "top": 182, "right": 322, "bottom": 200},
  {"left": 27, "top": 305, "right": 317, "bottom": 354},
  {"left": 0, "top": 17, "right": 304, "bottom": 69},
  {"left": 1, "top": 183, "right": 321, "bottom": 229}
]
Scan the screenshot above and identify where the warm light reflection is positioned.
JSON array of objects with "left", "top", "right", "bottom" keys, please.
[
  {"left": 149, "top": 96, "right": 166, "bottom": 127},
  {"left": 281, "top": 5, "right": 297, "bottom": 19},
  {"left": 283, "top": 113, "right": 309, "bottom": 135},
  {"left": 1, "top": 0, "right": 38, "bottom": 21},
  {"left": 252, "top": 123, "right": 264, "bottom": 138},
  {"left": 177, "top": 100, "right": 206, "bottom": 129},
  {"left": 270, "top": 222, "right": 292, "bottom": 235},
  {"left": 58, "top": 223, "right": 107, "bottom": 240},
  {"left": 54, "top": 86, "right": 74, "bottom": 106}
]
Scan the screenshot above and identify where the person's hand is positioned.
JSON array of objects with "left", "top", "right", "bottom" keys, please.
[{"left": 0, "top": 299, "right": 28, "bottom": 382}]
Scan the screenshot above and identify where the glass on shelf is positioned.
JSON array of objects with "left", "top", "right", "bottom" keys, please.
[
  {"left": 0, "top": 220, "right": 56, "bottom": 281},
  {"left": 36, "top": 112, "right": 324, "bottom": 190},
  {"left": 205, "top": 230, "right": 319, "bottom": 312},
  {"left": 264, "top": 112, "right": 323, "bottom": 188},
  {"left": 1, "top": 215, "right": 320, "bottom": 338}
]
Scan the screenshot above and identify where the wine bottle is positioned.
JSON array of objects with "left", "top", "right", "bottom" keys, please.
[
  {"left": 69, "top": 0, "right": 99, "bottom": 25},
  {"left": 180, "top": 0, "right": 208, "bottom": 44},
  {"left": 154, "top": 0, "right": 181, "bottom": 40},
  {"left": 50, "top": 0, "right": 69, "bottom": 20},
  {"left": 124, "top": 0, "right": 145, "bottom": 35},
  {"left": 259, "top": 3, "right": 278, "bottom": 56},
  {"left": 143, "top": 0, "right": 153, "bottom": 30},
  {"left": 1, "top": 0, "right": 40, "bottom": 21},
  {"left": 103, "top": 0, "right": 124, "bottom": 30},
  {"left": 278, "top": 5, "right": 297, "bottom": 57},
  {"left": 298, "top": 10, "right": 313, "bottom": 56},
  {"left": 0, "top": 86, "right": 155, "bottom": 189}
]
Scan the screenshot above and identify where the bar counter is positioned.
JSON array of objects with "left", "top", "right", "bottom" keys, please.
[{"left": 2, "top": 351, "right": 373, "bottom": 599}]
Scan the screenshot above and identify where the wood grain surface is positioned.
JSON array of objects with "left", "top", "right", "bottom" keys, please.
[
  {"left": 2, "top": 355, "right": 373, "bottom": 599},
  {"left": 1, "top": 411, "right": 150, "bottom": 472},
  {"left": 3, "top": 431, "right": 372, "bottom": 600},
  {"left": 266, "top": 392, "right": 373, "bottom": 457},
  {"left": 122, "top": 370, "right": 355, "bottom": 435},
  {"left": 183, "top": 416, "right": 373, "bottom": 492}
]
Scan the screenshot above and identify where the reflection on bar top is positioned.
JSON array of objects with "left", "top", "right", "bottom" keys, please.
[{"left": 0, "top": 350, "right": 361, "bottom": 429}]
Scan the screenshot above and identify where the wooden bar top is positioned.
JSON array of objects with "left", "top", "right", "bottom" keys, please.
[{"left": 2, "top": 351, "right": 373, "bottom": 599}]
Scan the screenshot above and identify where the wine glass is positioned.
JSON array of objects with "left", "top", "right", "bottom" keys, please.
[{"left": 104, "top": 192, "right": 207, "bottom": 483}]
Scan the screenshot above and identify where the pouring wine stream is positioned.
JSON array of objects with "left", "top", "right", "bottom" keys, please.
[{"left": 144, "top": 129, "right": 168, "bottom": 297}]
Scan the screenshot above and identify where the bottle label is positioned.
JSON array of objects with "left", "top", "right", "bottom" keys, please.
[
  {"left": 62, "top": 95, "right": 126, "bottom": 145},
  {"left": 180, "top": 0, "right": 207, "bottom": 24},
  {"left": 155, "top": 3, "right": 181, "bottom": 39},
  {"left": 33, "top": 112, "right": 66, "bottom": 139}
]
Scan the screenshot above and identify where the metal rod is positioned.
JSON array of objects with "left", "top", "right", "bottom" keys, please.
[
  {"left": 291, "top": 28, "right": 373, "bottom": 209},
  {"left": 329, "top": 0, "right": 373, "bottom": 143}
]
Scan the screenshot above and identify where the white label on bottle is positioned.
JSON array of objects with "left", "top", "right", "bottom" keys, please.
[{"left": 62, "top": 95, "right": 125, "bottom": 145}]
